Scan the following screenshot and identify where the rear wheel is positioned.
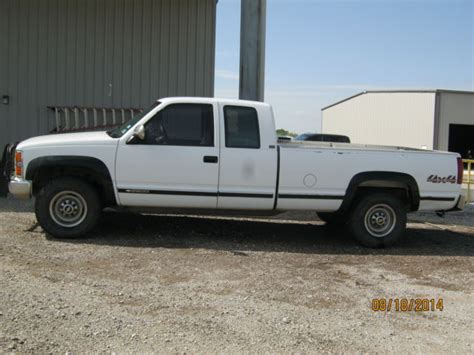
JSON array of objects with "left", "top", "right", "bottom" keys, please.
[
  {"left": 349, "top": 193, "right": 406, "bottom": 248},
  {"left": 35, "top": 178, "right": 101, "bottom": 238}
]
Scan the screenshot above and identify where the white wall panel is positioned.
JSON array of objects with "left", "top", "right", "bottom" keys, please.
[{"left": 322, "top": 92, "right": 436, "bottom": 149}]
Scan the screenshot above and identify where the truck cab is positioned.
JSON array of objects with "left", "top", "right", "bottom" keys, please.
[{"left": 112, "top": 97, "right": 278, "bottom": 210}]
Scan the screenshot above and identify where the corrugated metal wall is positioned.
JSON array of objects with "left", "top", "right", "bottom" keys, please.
[
  {"left": 0, "top": 0, "right": 217, "bottom": 147},
  {"left": 322, "top": 92, "right": 436, "bottom": 149},
  {"left": 437, "top": 92, "right": 474, "bottom": 151}
]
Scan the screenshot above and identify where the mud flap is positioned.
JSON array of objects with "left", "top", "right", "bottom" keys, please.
[{"left": 0, "top": 143, "right": 15, "bottom": 197}]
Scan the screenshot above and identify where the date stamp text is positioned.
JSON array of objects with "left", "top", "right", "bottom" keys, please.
[{"left": 371, "top": 298, "right": 444, "bottom": 312}]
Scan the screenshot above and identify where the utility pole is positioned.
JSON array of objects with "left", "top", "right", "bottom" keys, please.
[{"left": 239, "top": 0, "right": 266, "bottom": 102}]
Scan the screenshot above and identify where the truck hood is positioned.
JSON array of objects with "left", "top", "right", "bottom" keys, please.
[{"left": 17, "top": 131, "right": 117, "bottom": 150}]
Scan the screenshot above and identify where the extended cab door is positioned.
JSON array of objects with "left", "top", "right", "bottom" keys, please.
[
  {"left": 115, "top": 103, "right": 219, "bottom": 208},
  {"left": 217, "top": 104, "right": 278, "bottom": 209}
]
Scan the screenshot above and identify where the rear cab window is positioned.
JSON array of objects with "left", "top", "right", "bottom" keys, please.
[{"left": 223, "top": 106, "right": 260, "bottom": 149}]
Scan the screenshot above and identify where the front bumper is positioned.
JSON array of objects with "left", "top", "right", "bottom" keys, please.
[{"left": 8, "top": 177, "right": 32, "bottom": 199}]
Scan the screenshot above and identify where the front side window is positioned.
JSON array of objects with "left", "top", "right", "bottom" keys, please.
[
  {"left": 224, "top": 106, "right": 260, "bottom": 149},
  {"left": 143, "top": 104, "right": 214, "bottom": 146}
]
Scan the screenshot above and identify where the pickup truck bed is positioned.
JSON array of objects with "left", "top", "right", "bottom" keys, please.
[{"left": 278, "top": 140, "right": 461, "bottom": 211}]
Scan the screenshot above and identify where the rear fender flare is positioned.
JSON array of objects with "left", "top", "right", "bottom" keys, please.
[{"left": 340, "top": 171, "right": 420, "bottom": 212}]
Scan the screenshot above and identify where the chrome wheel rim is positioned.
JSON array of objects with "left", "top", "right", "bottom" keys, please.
[
  {"left": 49, "top": 191, "right": 88, "bottom": 228},
  {"left": 364, "top": 204, "right": 396, "bottom": 238}
]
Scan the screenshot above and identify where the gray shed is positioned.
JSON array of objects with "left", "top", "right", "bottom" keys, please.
[{"left": 0, "top": 0, "right": 217, "bottom": 147}]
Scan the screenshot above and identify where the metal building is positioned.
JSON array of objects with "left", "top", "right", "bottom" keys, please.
[
  {"left": 0, "top": 0, "right": 217, "bottom": 147},
  {"left": 322, "top": 90, "right": 474, "bottom": 158}
]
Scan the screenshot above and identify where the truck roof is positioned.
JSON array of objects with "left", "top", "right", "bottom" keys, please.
[{"left": 157, "top": 97, "right": 272, "bottom": 109}]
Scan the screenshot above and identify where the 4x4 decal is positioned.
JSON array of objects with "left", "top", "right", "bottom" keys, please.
[{"left": 427, "top": 175, "right": 456, "bottom": 184}]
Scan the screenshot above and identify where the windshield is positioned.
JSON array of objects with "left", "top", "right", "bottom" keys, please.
[{"left": 107, "top": 101, "right": 161, "bottom": 138}]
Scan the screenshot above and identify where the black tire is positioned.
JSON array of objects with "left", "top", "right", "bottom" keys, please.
[
  {"left": 317, "top": 212, "right": 348, "bottom": 225},
  {"left": 35, "top": 177, "right": 101, "bottom": 238},
  {"left": 349, "top": 193, "right": 406, "bottom": 248}
]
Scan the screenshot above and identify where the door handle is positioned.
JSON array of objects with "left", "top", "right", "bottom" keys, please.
[{"left": 203, "top": 155, "right": 218, "bottom": 163}]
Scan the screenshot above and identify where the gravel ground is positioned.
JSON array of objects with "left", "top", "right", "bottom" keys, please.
[{"left": 0, "top": 198, "right": 473, "bottom": 353}]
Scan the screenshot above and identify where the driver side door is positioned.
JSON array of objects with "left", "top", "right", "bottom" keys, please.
[{"left": 115, "top": 103, "right": 220, "bottom": 208}]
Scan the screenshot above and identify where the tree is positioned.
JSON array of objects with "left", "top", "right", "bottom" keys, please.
[{"left": 276, "top": 128, "right": 297, "bottom": 137}]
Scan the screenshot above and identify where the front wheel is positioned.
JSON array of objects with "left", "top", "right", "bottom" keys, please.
[
  {"left": 349, "top": 193, "right": 407, "bottom": 248},
  {"left": 35, "top": 178, "right": 101, "bottom": 238}
]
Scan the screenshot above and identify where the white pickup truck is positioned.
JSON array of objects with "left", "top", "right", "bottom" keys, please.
[{"left": 1, "top": 97, "right": 466, "bottom": 247}]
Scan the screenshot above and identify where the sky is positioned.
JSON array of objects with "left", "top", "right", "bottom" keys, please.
[{"left": 214, "top": 0, "right": 474, "bottom": 134}]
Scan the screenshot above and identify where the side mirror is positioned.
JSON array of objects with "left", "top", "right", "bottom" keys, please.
[
  {"left": 127, "top": 125, "right": 145, "bottom": 144},
  {"left": 133, "top": 125, "right": 145, "bottom": 140}
]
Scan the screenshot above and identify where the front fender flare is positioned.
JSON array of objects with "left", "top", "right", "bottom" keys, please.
[{"left": 26, "top": 155, "right": 116, "bottom": 205}]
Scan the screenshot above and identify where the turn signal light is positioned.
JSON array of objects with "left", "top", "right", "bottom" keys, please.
[{"left": 15, "top": 150, "right": 23, "bottom": 176}]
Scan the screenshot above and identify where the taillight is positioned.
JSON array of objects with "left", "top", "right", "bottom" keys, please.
[
  {"left": 457, "top": 157, "right": 463, "bottom": 184},
  {"left": 15, "top": 150, "right": 23, "bottom": 177}
]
